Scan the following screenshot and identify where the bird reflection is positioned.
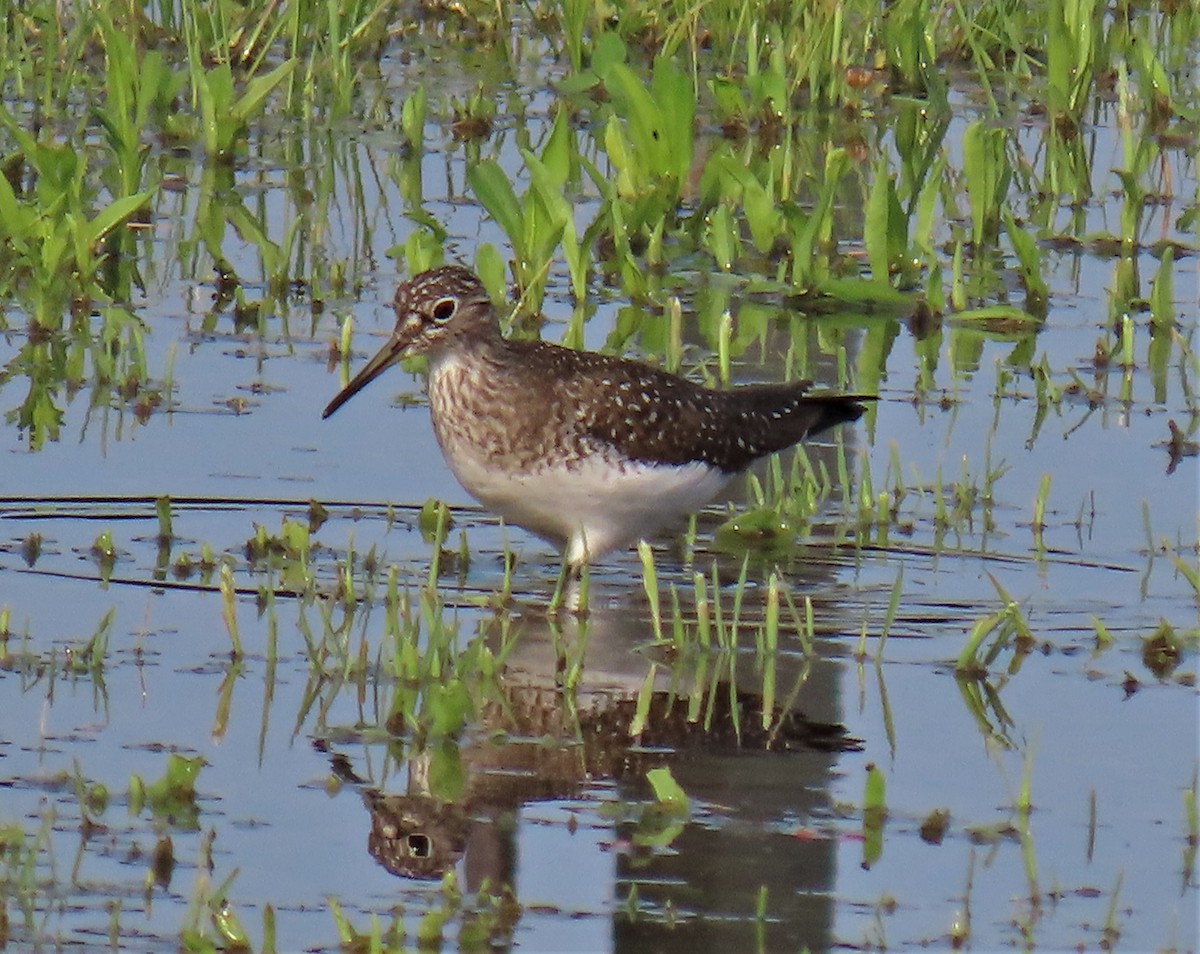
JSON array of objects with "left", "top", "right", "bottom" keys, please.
[{"left": 319, "top": 601, "right": 859, "bottom": 884}]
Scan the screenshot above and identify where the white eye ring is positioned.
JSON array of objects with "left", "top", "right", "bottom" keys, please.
[{"left": 431, "top": 298, "right": 457, "bottom": 322}]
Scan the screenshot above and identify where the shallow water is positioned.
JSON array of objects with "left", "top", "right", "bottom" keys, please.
[{"left": 1, "top": 21, "right": 1198, "bottom": 954}]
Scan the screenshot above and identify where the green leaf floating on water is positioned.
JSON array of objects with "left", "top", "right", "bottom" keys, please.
[
  {"left": 418, "top": 498, "right": 453, "bottom": 544},
  {"left": 646, "top": 766, "right": 689, "bottom": 814},
  {"left": 949, "top": 305, "right": 1044, "bottom": 331},
  {"left": 631, "top": 767, "right": 690, "bottom": 850},
  {"left": 130, "top": 753, "right": 204, "bottom": 828},
  {"left": 862, "top": 762, "right": 887, "bottom": 869},
  {"left": 864, "top": 762, "right": 887, "bottom": 813},
  {"left": 812, "top": 277, "right": 916, "bottom": 309},
  {"left": 716, "top": 508, "right": 797, "bottom": 550}
]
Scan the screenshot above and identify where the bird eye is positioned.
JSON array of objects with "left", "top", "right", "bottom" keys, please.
[{"left": 431, "top": 298, "right": 457, "bottom": 322}]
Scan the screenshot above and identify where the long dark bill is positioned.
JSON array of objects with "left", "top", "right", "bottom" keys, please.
[{"left": 321, "top": 337, "right": 406, "bottom": 419}]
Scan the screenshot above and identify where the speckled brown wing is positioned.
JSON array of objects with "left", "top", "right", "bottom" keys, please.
[{"left": 518, "top": 344, "right": 869, "bottom": 472}]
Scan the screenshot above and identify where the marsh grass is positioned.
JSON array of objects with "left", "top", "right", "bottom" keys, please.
[
  {"left": 1, "top": 0, "right": 1197, "bottom": 948},
  {"left": 955, "top": 574, "right": 1035, "bottom": 677},
  {"left": 4, "top": 0, "right": 1192, "bottom": 453}
]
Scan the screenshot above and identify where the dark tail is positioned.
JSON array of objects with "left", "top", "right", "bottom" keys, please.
[
  {"left": 801, "top": 393, "right": 873, "bottom": 438},
  {"left": 710, "top": 385, "right": 875, "bottom": 471}
]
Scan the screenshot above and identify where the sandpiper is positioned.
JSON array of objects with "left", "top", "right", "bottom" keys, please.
[{"left": 323, "top": 266, "right": 871, "bottom": 567}]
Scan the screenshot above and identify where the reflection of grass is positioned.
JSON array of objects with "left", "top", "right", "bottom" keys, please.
[{"left": 0, "top": 813, "right": 54, "bottom": 942}]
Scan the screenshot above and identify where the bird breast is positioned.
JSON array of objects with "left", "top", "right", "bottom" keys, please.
[{"left": 427, "top": 350, "right": 570, "bottom": 475}]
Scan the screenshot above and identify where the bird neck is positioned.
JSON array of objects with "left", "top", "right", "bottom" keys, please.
[{"left": 426, "top": 324, "right": 515, "bottom": 382}]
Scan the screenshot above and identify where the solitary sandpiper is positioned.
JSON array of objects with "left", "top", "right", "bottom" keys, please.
[{"left": 323, "top": 266, "right": 871, "bottom": 567}]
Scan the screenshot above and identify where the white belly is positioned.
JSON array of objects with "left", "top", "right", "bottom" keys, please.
[{"left": 447, "top": 447, "right": 729, "bottom": 565}]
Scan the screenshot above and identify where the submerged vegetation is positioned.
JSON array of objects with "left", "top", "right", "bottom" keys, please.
[{"left": 0, "top": 0, "right": 1197, "bottom": 949}]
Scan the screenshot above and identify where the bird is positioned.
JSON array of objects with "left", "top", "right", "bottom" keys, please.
[{"left": 323, "top": 265, "right": 871, "bottom": 569}]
